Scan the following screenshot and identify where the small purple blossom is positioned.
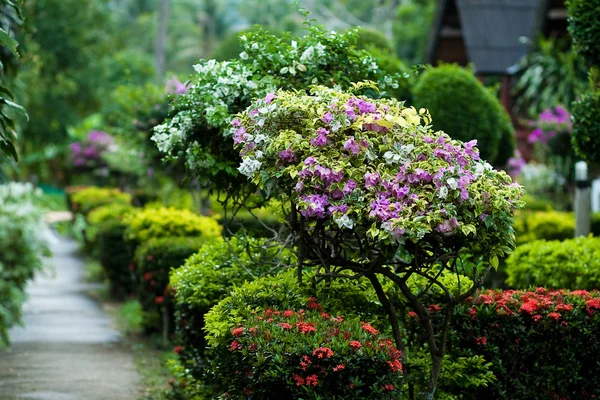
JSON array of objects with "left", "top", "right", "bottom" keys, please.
[
  {"left": 233, "top": 126, "right": 247, "bottom": 144},
  {"left": 304, "top": 157, "right": 316, "bottom": 165},
  {"left": 310, "top": 128, "right": 329, "bottom": 147},
  {"left": 330, "top": 204, "right": 349, "bottom": 214},
  {"left": 165, "top": 77, "right": 189, "bottom": 95},
  {"left": 322, "top": 112, "right": 333, "bottom": 125},
  {"left": 346, "top": 106, "right": 356, "bottom": 120},
  {"left": 264, "top": 92, "right": 276, "bottom": 104},
  {"left": 364, "top": 172, "right": 380, "bottom": 188},
  {"left": 343, "top": 180, "right": 357, "bottom": 194},
  {"left": 344, "top": 137, "right": 360, "bottom": 155},
  {"left": 279, "top": 148, "right": 296, "bottom": 163},
  {"left": 437, "top": 217, "right": 459, "bottom": 233},
  {"left": 301, "top": 194, "right": 329, "bottom": 219},
  {"left": 231, "top": 118, "right": 241, "bottom": 127}
]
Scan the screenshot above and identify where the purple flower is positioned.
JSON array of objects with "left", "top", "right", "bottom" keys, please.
[
  {"left": 304, "top": 157, "right": 316, "bottom": 165},
  {"left": 250, "top": 109, "right": 259, "bottom": 118},
  {"left": 330, "top": 188, "right": 344, "bottom": 200},
  {"left": 437, "top": 217, "right": 459, "bottom": 233},
  {"left": 233, "top": 126, "right": 247, "bottom": 144},
  {"left": 279, "top": 148, "right": 296, "bottom": 163},
  {"left": 330, "top": 204, "right": 349, "bottom": 214},
  {"left": 147, "top": 168, "right": 154, "bottom": 177},
  {"left": 528, "top": 128, "right": 546, "bottom": 144},
  {"left": 310, "top": 128, "right": 329, "bottom": 147},
  {"left": 295, "top": 181, "right": 304, "bottom": 192},
  {"left": 165, "top": 78, "right": 188, "bottom": 95},
  {"left": 479, "top": 213, "right": 489, "bottom": 221},
  {"left": 364, "top": 172, "right": 380, "bottom": 188},
  {"left": 343, "top": 180, "right": 357, "bottom": 194},
  {"left": 357, "top": 99, "right": 377, "bottom": 114},
  {"left": 70, "top": 142, "right": 82, "bottom": 154},
  {"left": 231, "top": 118, "right": 241, "bottom": 127},
  {"left": 264, "top": 92, "right": 276, "bottom": 104},
  {"left": 322, "top": 112, "right": 333, "bottom": 124},
  {"left": 345, "top": 106, "right": 356, "bottom": 120},
  {"left": 424, "top": 136, "right": 434, "bottom": 144},
  {"left": 344, "top": 137, "right": 360, "bottom": 155},
  {"left": 88, "top": 131, "right": 113, "bottom": 144},
  {"left": 463, "top": 140, "right": 480, "bottom": 160},
  {"left": 301, "top": 194, "right": 329, "bottom": 219}
]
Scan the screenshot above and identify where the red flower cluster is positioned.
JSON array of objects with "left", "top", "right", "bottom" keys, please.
[
  {"left": 313, "top": 347, "right": 334, "bottom": 359},
  {"left": 349, "top": 340, "right": 362, "bottom": 350},
  {"left": 360, "top": 322, "right": 378, "bottom": 335},
  {"left": 475, "top": 336, "right": 487, "bottom": 346},
  {"left": 232, "top": 327, "right": 245, "bottom": 337}
]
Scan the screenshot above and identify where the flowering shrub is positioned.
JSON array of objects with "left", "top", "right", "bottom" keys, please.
[
  {"left": 444, "top": 288, "right": 600, "bottom": 399},
  {"left": 70, "top": 130, "right": 115, "bottom": 170},
  {"left": 124, "top": 207, "right": 221, "bottom": 244},
  {"left": 152, "top": 25, "right": 404, "bottom": 191},
  {"left": 506, "top": 237, "right": 600, "bottom": 290},
  {"left": 215, "top": 306, "right": 403, "bottom": 399},
  {"left": 134, "top": 236, "right": 204, "bottom": 334},
  {"left": 0, "top": 183, "right": 48, "bottom": 348},
  {"left": 412, "top": 64, "right": 515, "bottom": 165},
  {"left": 70, "top": 186, "right": 132, "bottom": 215}
]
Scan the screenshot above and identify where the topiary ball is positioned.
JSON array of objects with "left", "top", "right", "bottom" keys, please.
[
  {"left": 412, "top": 64, "right": 515, "bottom": 165},
  {"left": 570, "top": 90, "right": 600, "bottom": 164}
]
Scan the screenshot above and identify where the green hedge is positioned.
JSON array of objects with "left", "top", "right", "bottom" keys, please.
[
  {"left": 506, "top": 236, "right": 600, "bottom": 290},
  {"left": 514, "top": 210, "right": 600, "bottom": 244},
  {"left": 567, "top": 0, "right": 600, "bottom": 67},
  {"left": 412, "top": 64, "right": 515, "bottom": 165},
  {"left": 570, "top": 90, "right": 600, "bottom": 164},
  {"left": 70, "top": 186, "right": 131, "bottom": 215},
  {"left": 97, "top": 219, "right": 136, "bottom": 298},
  {"left": 134, "top": 236, "right": 204, "bottom": 334}
]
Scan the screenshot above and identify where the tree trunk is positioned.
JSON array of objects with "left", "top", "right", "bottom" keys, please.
[{"left": 155, "top": 0, "right": 170, "bottom": 83}]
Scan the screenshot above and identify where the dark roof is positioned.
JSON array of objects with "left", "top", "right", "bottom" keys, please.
[{"left": 427, "top": 0, "right": 564, "bottom": 75}]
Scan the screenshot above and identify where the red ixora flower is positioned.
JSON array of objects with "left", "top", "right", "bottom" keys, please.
[
  {"left": 312, "top": 347, "right": 334, "bottom": 359},
  {"left": 475, "top": 336, "right": 487, "bottom": 346},
  {"left": 349, "top": 340, "right": 362, "bottom": 350},
  {"left": 333, "top": 364, "right": 345, "bottom": 372},
  {"left": 232, "top": 327, "right": 245, "bottom": 337},
  {"left": 408, "top": 311, "right": 418, "bottom": 318},
  {"left": 305, "top": 374, "right": 318, "bottom": 387},
  {"left": 387, "top": 359, "right": 403, "bottom": 373},
  {"left": 360, "top": 322, "right": 378, "bottom": 335},
  {"left": 547, "top": 312, "right": 561, "bottom": 320},
  {"left": 307, "top": 297, "right": 323, "bottom": 311},
  {"left": 173, "top": 345, "right": 183, "bottom": 354},
  {"left": 382, "top": 384, "right": 395, "bottom": 392},
  {"left": 154, "top": 296, "right": 164, "bottom": 304},
  {"left": 279, "top": 322, "right": 293, "bottom": 330},
  {"left": 283, "top": 310, "right": 293, "bottom": 318},
  {"left": 292, "top": 374, "right": 304, "bottom": 386},
  {"left": 230, "top": 340, "right": 242, "bottom": 352},
  {"left": 296, "top": 321, "right": 316, "bottom": 334},
  {"left": 428, "top": 304, "right": 441, "bottom": 313}
]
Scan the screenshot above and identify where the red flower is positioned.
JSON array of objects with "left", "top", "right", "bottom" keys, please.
[
  {"left": 232, "top": 327, "right": 245, "bottom": 337},
  {"left": 468, "top": 307, "right": 477, "bottom": 319},
  {"left": 154, "top": 296, "right": 164, "bottom": 304},
  {"left": 147, "top": 255, "right": 154, "bottom": 261},
  {"left": 307, "top": 297, "right": 322, "bottom": 310},
  {"left": 382, "top": 384, "right": 395, "bottom": 392},
  {"left": 349, "top": 340, "right": 362, "bottom": 350},
  {"left": 305, "top": 374, "right": 318, "bottom": 387},
  {"left": 428, "top": 304, "right": 441, "bottom": 313},
  {"left": 547, "top": 312, "right": 561, "bottom": 320},
  {"left": 296, "top": 322, "right": 316, "bottom": 334},
  {"left": 532, "top": 315, "right": 542, "bottom": 322},
  {"left": 520, "top": 299, "right": 538, "bottom": 314},
  {"left": 144, "top": 272, "right": 152, "bottom": 281},
  {"left": 292, "top": 374, "right": 304, "bottom": 386},
  {"left": 173, "top": 345, "right": 183, "bottom": 354},
  {"left": 279, "top": 322, "right": 293, "bottom": 330},
  {"left": 586, "top": 298, "right": 600, "bottom": 315},
  {"left": 387, "top": 359, "right": 403, "bottom": 373},
  {"left": 475, "top": 336, "right": 487, "bottom": 345},
  {"left": 321, "top": 312, "right": 330, "bottom": 319},
  {"left": 283, "top": 310, "right": 293, "bottom": 318},
  {"left": 360, "top": 322, "right": 378, "bottom": 335},
  {"left": 336, "top": 315, "right": 344, "bottom": 323},
  {"left": 555, "top": 304, "right": 573, "bottom": 312},
  {"left": 129, "top": 263, "right": 135, "bottom": 271},
  {"left": 300, "top": 355, "right": 312, "bottom": 370},
  {"left": 408, "top": 311, "right": 418, "bottom": 318},
  {"left": 249, "top": 326, "right": 258, "bottom": 335},
  {"left": 333, "top": 364, "right": 345, "bottom": 372},
  {"left": 230, "top": 340, "right": 242, "bottom": 351},
  {"left": 312, "top": 347, "right": 334, "bottom": 359}
]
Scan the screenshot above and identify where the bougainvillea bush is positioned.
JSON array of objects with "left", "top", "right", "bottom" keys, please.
[
  {"left": 70, "top": 130, "right": 115, "bottom": 170},
  {"left": 0, "top": 183, "right": 48, "bottom": 348},
  {"left": 152, "top": 25, "right": 405, "bottom": 192},
  {"left": 234, "top": 84, "right": 523, "bottom": 397},
  {"left": 217, "top": 306, "right": 403, "bottom": 399},
  {"left": 444, "top": 288, "right": 600, "bottom": 399}
]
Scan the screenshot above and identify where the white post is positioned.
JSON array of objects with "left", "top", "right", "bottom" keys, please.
[{"left": 575, "top": 161, "right": 591, "bottom": 237}]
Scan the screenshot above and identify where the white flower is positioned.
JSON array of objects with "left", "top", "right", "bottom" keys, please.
[
  {"left": 238, "top": 157, "right": 262, "bottom": 177},
  {"left": 438, "top": 186, "right": 449, "bottom": 199},
  {"left": 474, "top": 162, "right": 485, "bottom": 178},
  {"left": 334, "top": 215, "right": 355, "bottom": 230},
  {"left": 239, "top": 51, "right": 249, "bottom": 60},
  {"left": 300, "top": 47, "right": 314, "bottom": 63},
  {"left": 255, "top": 150, "right": 264, "bottom": 159},
  {"left": 446, "top": 178, "right": 458, "bottom": 190},
  {"left": 254, "top": 134, "right": 266, "bottom": 144},
  {"left": 251, "top": 43, "right": 259, "bottom": 50}
]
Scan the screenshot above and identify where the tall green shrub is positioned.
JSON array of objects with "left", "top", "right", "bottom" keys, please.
[{"left": 412, "top": 64, "right": 515, "bottom": 165}]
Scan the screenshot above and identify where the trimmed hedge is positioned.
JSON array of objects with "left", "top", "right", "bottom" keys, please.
[
  {"left": 506, "top": 237, "right": 600, "bottom": 290},
  {"left": 514, "top": 210, "right": 600, "bottom": 244},
  {"left": 97, "top": 219, "right": 136, "bottom": 298},
  {"left": 412, "top": 64, "right": 515, "bottom": 165},
  {"left": 70, "top": 186, "right": 131, "bottom": 215},
  {"left": 134, "top": 236, "right": 205, "bottom": 334}
]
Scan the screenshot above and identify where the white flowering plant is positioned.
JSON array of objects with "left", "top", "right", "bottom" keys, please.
[
  {"left": 234, "top": 84, "right": 524, "bottom": 397},
  {"left": 152, "top": 26, "right": 404, "bottom": 191}
]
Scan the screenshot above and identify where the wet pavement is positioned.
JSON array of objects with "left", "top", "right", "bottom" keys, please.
[{"left": 0, "top": 234, "right": 139, "bottom": 400}]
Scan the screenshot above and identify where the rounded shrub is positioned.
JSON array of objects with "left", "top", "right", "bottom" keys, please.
[
  {"left": 506, "top": 236, "right": 600, "bottom": 289},
  {"left": 134, "top": 236, "right": 205, "bottom": 334},
  {"left": 514, "top": 210, "right": 575, "bottom": 245},
  {"left": 412, "top": 64, "right": 515, "bottom": 165},
  {"left": 86, "top": 203, "right": 135, "bottom": 247},
  {"left": 97, "top": 219, "right": 136, "bottom": 298},
  {"left": 354, "top": 27, "right": 393, "bottom": 52},
  {"left": 70, "top": 186, "right": 131, "bottom": 215},
  {"left": 567, "top": 0, "right": 600, "bottom": 67},
  {"left": 124, "top": 207, "right": 222, "bottom": 244},
  {"left": 570, "top": 90, "right": 600, "bottom": 164}
]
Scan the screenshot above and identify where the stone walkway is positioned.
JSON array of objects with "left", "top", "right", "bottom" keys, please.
[{"left": 0, "top": 234, "right": 139, "bottom": 400}]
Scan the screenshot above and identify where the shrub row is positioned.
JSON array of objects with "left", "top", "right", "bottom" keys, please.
[
  {"left": 70, "top": 186, "right": 131, "bottom": 215},
  {"left": 514, "top": 210, "right": 600, "bottom": 244}
]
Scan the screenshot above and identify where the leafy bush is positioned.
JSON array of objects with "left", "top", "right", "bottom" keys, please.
[
  {"left": 86, "top": 202, "right": 135, "bottom": 245},
  {"left": 570, "top": 90, "right": 600, "bottom": 164},
  {"left": 505, "top": 237, "right": 600, "bottom": 290},
  {"left": 97, "top": 219, "right": 136, "bottom": 298},
  {"left": 215, "top": 306, "right": 404, "bottom": 399},
  {"left": 134, "top": 236, "right": 204, "bottom": 334},
  {"left": 0, "top": 183, "right": 48, "bottom": 348},
  {"left": 412, "top": 64, "right": 515, "bottom": 165},
  {"left": 70, "top": 186, "right": 132, "bottom": 215},
  {"left": 354, "top": 27, "right": 393, "bottom": 52},
  {"left": 444, "top": 288, "right": 600, "bottom": 399},
  {"left": 152, "top": 25, "right": 405, "bottom": 192},
  {"left": 514, "top": 210, "right": 575, "bottom": 245},
  {"left": 124, "top": 207, "right": 222, "bottom": 244},
  {"left": 567, "top": 0, "right": 600, "bottom": 67}
]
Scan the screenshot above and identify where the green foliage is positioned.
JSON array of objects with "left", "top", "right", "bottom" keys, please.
[
  {"left": 124, "top": 207, "right": 222, "bottom": 244},
  {"left": 354, "top": 27, "right": 393, "bottom": 52},
  {"left": 413, "top": 65, "right": 515, "bottom": 165},
  {"left": 86, "top": 202, "right": 135, "bottom": 245},
  {"left": 70, "top": 186, "right": 132, "bottom": 216},
  {"left": 514, "top": 37, "right": 588, "bottom": 117},
  {"left": 214, "top": 307, "right": 404, "bottom": 399},
  {"left": 116, "top": 299, "right": 144, "bottom": 335},
  {"left": 447, "top": 288, "right": 600, "bottom": 398},
  {"left": 153, "top": 25, "right": 405, "bottom": 191},
  {"left": 211, "top": 27, "right": 280, "bottom": 62},
  {"left": 392, "top": 0, "right": 436, "bottom": 64},
  {"left": 506, "top": 237, "right": 600, "bottom": 289},
  {"left": 97, "top": 219, "right": 136, "bottom": 298},
  {"left": 521, "top": 194, "right": 553, "bottom": 212},
  {"left": 514, "top": 210, "right": 575, "bottom": 245},
  {"left": 0, "top": 182, "right": 48, "bottom": 348},
  {"left": 134, "top": 236, "right": 204, "bottom": 333},
  {"left": 567, "top": 0, "right": 600, "bottom": 67},
  {"left": 366, "top": 46, "right": 413, "bottom": 103},
  {"left": 570, "top": 90, "right": 600, "bottom": 164}
]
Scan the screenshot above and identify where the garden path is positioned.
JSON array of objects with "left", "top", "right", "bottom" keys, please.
[{"left": 0, "top": 233, "right": 139, "bottom": 400}]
